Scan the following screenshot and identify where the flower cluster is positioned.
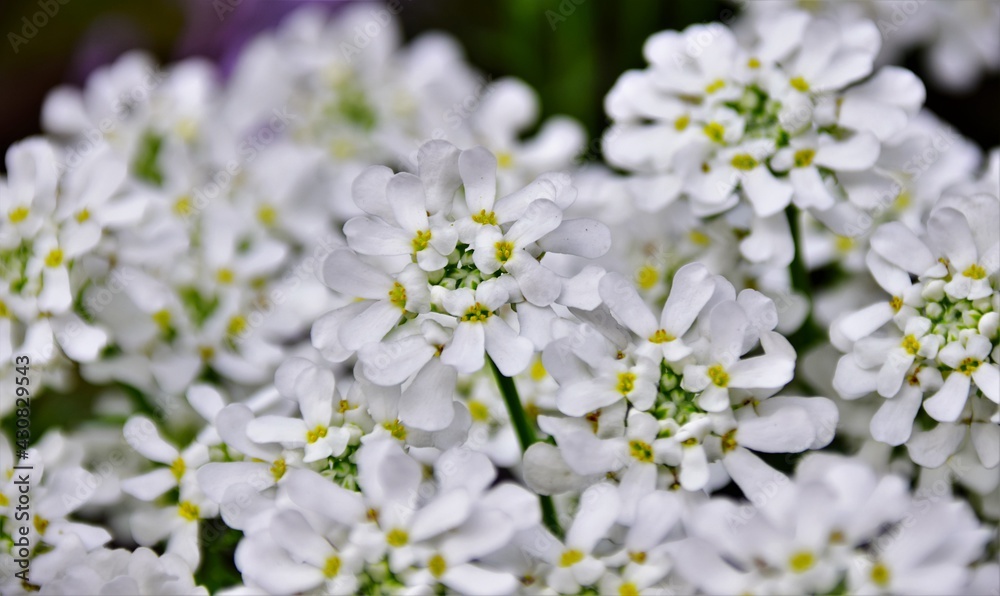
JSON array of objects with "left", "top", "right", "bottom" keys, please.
[{"left": 1, "top": 3, "right": 997, "bottom": 596}]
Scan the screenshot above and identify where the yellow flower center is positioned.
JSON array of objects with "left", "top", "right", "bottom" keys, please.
[
  {"left": 386, "top": 528, "right": 409, "bottom": 547},
  {"left": 428, "top": 554, "right": 447, "bottom": 578},
  {"left": 257, "top": 204, "right": 277, "bottom": 226},
  {"left": 270, "top": 458, "right": 286, "bottom": 481},
  {"left": 170, "top": 457, "right": 186, "bottom": 481},
  {"left": 495, "top": 240, "right": 515, "bottom": 263},
  {"left": 689, "top": 230, "right": 711, "bottom": 246},
  {"left": 216, "top": 268, "right": 235, "bottom": 284},
  {"left": 471, "top": 209, "right": 498, "bottom": 225},
  {"left": 0, "top": 300, "right": 10, "bottom": 318},
  {"left": 705, "top": 79, "right": 726, "bottom": 94},
  {"left": 636, "top": 265, "right": 659, "bottom": 290},
  {"left": 468, "top": 400, "right": 491, "bottom": 422},
  {"left": 530, "top": 357, "right": 547, "bottom": 381},
  {"left": 747, "top": 57, "right": 761, "bottom": 69},
  {"left": 199, "top": 345, "right": 215, "bottom": 361},
  {"left": 721, "top": 429, "right": 738, "bottom": 453},
  {"left": 412, "top": 229, "right": 432, "bottom": 252},
  {"left": 789, "top": 76, "right": 810, "bottom": 92},
  {"left": 674, "top": 115, "right": 690, "bottom": 131},
  {"left": 649, "top": 329, "right": 676, "bottom": 344},
  {"left": 173, "top": 196, "right": 193, "bottom": 217},
  {"left": 617, "top": 371, "right": 637, "bottom": 395},
  {"left": 152, "top": 309, "right": 172, "bottom": 331},
  {"left": 496, "top": 151, "right": 514, "bottom": 169},
  {"left": 889, "top": 296, "right": 903, "bottom": 312},
  {"left": 794, "top": 148, "right": 816, "bottom": 168},
  {"left": 462, "top": 302, "right": 492, "bottom": 322},
  {"left": 34, "top": 515, "right": 49, "bottom": 535},
  {"left": 8, "top": 206, "right": 29, "bottom": 223},
  {"left": 681, "top": 437, "right": 698, "bottom": 447},
  {"left": 628, "top": 551, "right": 647, "bottom": 564},
  {"left": 703, "top": 122, "right": 726, "bottom": 143},
  {"left": 227, "top": 315, "right": 248, "bottom": 337},
  {"left": 788, "top": 550, "right": 815, "bottom": 573},
  {"left": 559, "top": 549, "right": 585, "bottom": 567},
  {"left": 383, "top": 419, "right": 407, "bottom": 441},
  {"left": 708, "top": 364, "right": 729, "bottom": 387},
  {"left": 958, "top": 357, "right": 981, "bottom": 375},
  {"left": 870, "top": 562, "right": 891, "bottom": 587},
  {"left": 619, "top": 583, "right": 640, "bottom": 596},
  {"left": 323, "top": 555, "right": 341, "bottom": 578},
  {"left": 305, "top": 425, "right": 328, "bottom": 443},
  {"left": 901, "top": 334, "right": 920, "bottom": 355},
  {"left": 388, "top": 282, "right": 407, "bottom": 310},
  {"left": 963, "top": 263, "right": 987, "bottom": 280},
  {"left": 834, "top": 236, "right": 854, "bottom": 252},
  {"left": 629, "top": 440, "right": 654, "bottom": 463},
  {"left": 44, "top": 248, "right": 64, "bottom": 268},
  {"left": 178, "top": 501, "right": 200, "bottom": 521},
  {"left": 730, "top": 153, "right": 758, "bottom": 170},
  {"left": 75, "top": 209, "right": 91, "bottom": 223},
  {"left": 0, "top": 493, "right": 9, "bottom": 507}
]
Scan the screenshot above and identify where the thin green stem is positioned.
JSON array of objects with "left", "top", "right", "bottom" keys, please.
[
  {"left": 487, "top": 356, "right": 563, "bottom": 539},
  {"left": 785, "top": 205, "right": 825, "bottom": 351}
]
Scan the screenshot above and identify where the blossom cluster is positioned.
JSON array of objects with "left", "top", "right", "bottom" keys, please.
[{"left": 1, "top": 3, "right": 997, "bottom": 595}]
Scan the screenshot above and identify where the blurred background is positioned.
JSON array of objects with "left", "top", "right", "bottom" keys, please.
[{"left": 1, "top": 0, "right": 998, "bottom": 162}]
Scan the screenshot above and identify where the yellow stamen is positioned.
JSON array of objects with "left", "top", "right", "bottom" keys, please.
[
  {"left": 901, "top": 335, "right": 920, "bottom": 355},
  {"left": 462, "top": 302, "right": 492, "bottom": 322},
  {"left": 617, "top": 371, "right": 637, "bottom": 395},
  {"left": 386, "top": 528, "right": 409, "bottom": 547},
  {"left": 788, "top": 550, "right": 815, "bottom": 573},
  {"left": 323, "top": 555, "right": 341, "bottom": 578},
  {"left": 170, "top": 457, "right": 186, "bottom": 481},
  {"left": 217, "top": 268, "right": 235, "bottom": 284},
  {"left": 705, "top": 79, "right": 726, "bottom": 94},
  {"left": 8, "top": 206, "right": 29, "bottom": 223},
  {"left": 649, "top": 329, "right": 676, "bottom": 344},
  {"left": 388, "top": 282, "right": 407, "bottom": 310},
  {"left": 963, "top": 263, "right": 986, "bottom": 280},
  {"left": 428, "top": 554, "right": 447, "bottom": 578},
  {"left": 178, "top": 501, "right": 200, "bottom": 521},
  {"left": 629, "top": 440, "right": 654, "bottom": 463},
  {"left": 471, "top": 209, "right": 498, "bottom": 225},
  {"left": 44, "top": 248, "right": 63, "bottom": 268},
  {"left": 559, "top": 549, "right": 584, "bottom": 567},
  {"left": 412, "top": 229, "right": 432, "bottom": 252},
  {"left": 708, "top": 364, "right": 729, "bottom": 387},
  {"left": 703, "top": 122, "right": 726, "bottom": 143},
  {"left": 794, "top": 148, "right": 816, "bottom": 168},
  {"left": 730, "top": 153, "right": 758, "bottom": 170},
  {"left": 789, "top": 77, "right": 810, "bottom": 92},
  {"left": 495, "top": 240, "right": 515, "bottom": 263}
]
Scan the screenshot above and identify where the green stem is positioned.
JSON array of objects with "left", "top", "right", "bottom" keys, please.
[
  {"left": 487, "top": 356, "right": 563, "bottom": 539},
  {"left": 785, "top": 205, "right": 825, "bottom": 352}
]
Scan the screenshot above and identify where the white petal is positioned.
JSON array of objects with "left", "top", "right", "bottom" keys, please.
[
  {"left": 680, "top": 446, "right": 710, "bottom": 491},
  {"left": 870, "top": 384, "right": 922, "bottom": 446},
  {"left": 870, "top": 222, "right": 936, "bottom": 274},
  {"left": 458, "top": 146, "right": 497, "bottom": 213},
  {"left": 321, "top": 249, "right": 391, "bottom": 298},
  {"left": 409, "top": 489, "right": 472, "bottom": 542},
  {"left": 972, "top": 364, "right": 999, "bottom": 403},
  {"left": 399, "top": 358, "right": 456, "bottom": 431},
  {"left": 38, "top": 266, "right": 72, "bottom": 313},
  {"left": 417, "top": 140, "right": 462, "bottom": 214},
  {"left": 877, "top": 350, "right": 914, "bottom": 398},
  {"left": 284, "top": 468, "right": 365, "bottom": 525},
  {"left": 361, "top": 336, "right": 437, "bottom": 386},
  {"left": 246, "top": 416, "right": 307, "bottom": 444},
  {"left": 505, "top": 199, "right": 563, "bottom": 245},
  {"left": 340, "top": 300, "right": 403, "bottom": 352},
  {"left": 557, "top": 380, "right": 622, "bottom": 417},
  {"left": 736, "top": 406, "right": 814, "bottom": 453},
  {"left": 294, "top": 365, "right": 335, "bottom": 428},
  {"left": 352, "top": 165, "right": 394, "bottom": 219},
  {"left": 728, "top": 355, "right": 794, "bottom": 389},
  {"left": 343, "top": 216, "right": 411, "bottom": 255},
  {"left": 923, "top": 373, "right": 971, "bottom": 423},
  {"left": 790, "top": 167, "right": 836, "bottom": 210},
  {"left": 123, "top": 416, "right": 179, "bottom": 464},
  {"left": 536, "top": 218, "right": 611, "bottom": 258},
  {"left": 599, "top": 272, "right": 658, "bottom": 337},
  {"left": 440, "top": 323, "right": 485, "bottom": 374},
  {"left": 120, "top": 469, "right": 177, "bottom": 501},
  {"left": 814, "top": 132, "right": 879, "bottom": 171},
  {"left": 743, "top": 167, "right": 792, "bottom": 217},
  {"left": 971, "top": 423, "right": 1000, "bottom": 469},
  {"left": 387, "top": 172, "right": 429, "bottom": 232},
  {"left": 484, "top": 317, "right": 533, "bottom": 376},
  {"left": 661, "top": 262, "right": 714, "bottom": 337},
  {"left": 567, "top": 483, "right": 621, "bottom": 553},
  {"left": 443, "top": 564, "right": 518, "bottom": 596},
  {"left": 906, "top": 423, "right": 966, "bottom": 468}
]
